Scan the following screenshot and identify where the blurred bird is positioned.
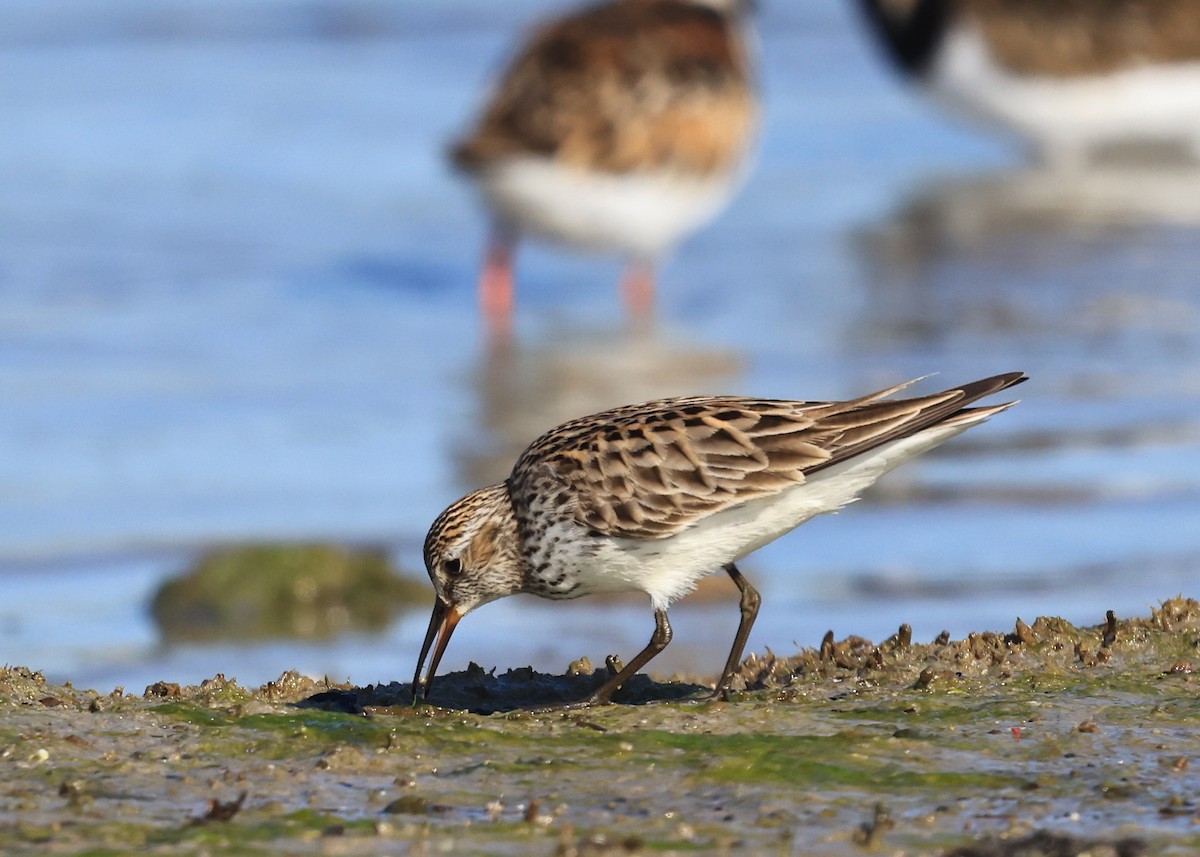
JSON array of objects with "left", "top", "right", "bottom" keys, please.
[
  {"left": 856, "top": 0, "right": 1200, "bottom": 165},
  {"left": 450, "top": 0, "right": 758, "bottom": 334}
]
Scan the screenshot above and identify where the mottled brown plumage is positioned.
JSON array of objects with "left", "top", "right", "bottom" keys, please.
[
  {"left": 414, "top": 372, "right": 1026, "bottom": 708},
  {"left": 963, "top": 0, "right": 1200, "bottom": 77},
  {"left": 451, "top": 0, "right": 759, "bottom": 329},
  {"left": 862, "top": 0, "right": 1200, "bottom": 78},
  {"left": 453, "top": 0, "right": 756, "bottom": 176},
  {"left": 509, "top": 374, "right": 1017, "bottom": 541}
]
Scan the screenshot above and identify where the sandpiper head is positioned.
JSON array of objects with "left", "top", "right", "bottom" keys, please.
[{"left": 412, "top": 482, "right": 522, "bottom": 702}]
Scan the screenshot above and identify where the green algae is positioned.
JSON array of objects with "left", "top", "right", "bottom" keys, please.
[
  {"left": 150, "top": 542, "right": 428, "bottom": 641},
  {"left": 150, "top": 701, "right": 240, "bottom": 727},
  {"left": 630, "top": 730, "right": 1028, "bottom": 790},
  {"left": 3, "top": 599, "right": 1200, "bottom": 856}
]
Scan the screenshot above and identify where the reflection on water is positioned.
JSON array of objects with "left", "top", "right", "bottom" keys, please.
[
  {"left": 842, "top": 163, "right": 1200, "bottom": 644},
  {"left": 859, "top": 164, "right": 1200, "bottom": 348},
  {"left": 457, "top": 324, "right": 742, "bottom": 489}
]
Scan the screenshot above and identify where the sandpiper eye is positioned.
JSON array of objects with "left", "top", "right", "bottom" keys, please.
[{"left": 442, "top": 557, "right": 463, "bottom": 578}]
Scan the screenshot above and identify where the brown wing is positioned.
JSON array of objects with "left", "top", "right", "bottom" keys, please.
[
  {"left": 963, "top": 0, "right": 1200, "bottom": 76},
  {"left": 509, "top": 372, "right": 1025, "bottom": 540},
  {"left": 451, "top": 0, "right": 756, "bottom": 175}
]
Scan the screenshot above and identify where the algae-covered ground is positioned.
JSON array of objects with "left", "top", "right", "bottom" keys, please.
[
  {"left": 3, "top": 598, "right": 1200, "bottom": 856},
  {"left": 151, "top": 544, "right": 428, "bottom": 642}
]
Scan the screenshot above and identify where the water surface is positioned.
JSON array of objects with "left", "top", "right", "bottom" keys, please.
[{"left": 2, "top": 1, "right": 1198, "bottom": 691}]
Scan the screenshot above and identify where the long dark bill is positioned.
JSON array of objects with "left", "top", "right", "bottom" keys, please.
[{"left": 412, "top": 598, "right": 462, "bottom": 704}]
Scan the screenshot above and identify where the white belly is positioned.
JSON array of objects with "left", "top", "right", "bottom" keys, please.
[
  {"left": 930, "top": 26, "right": 1200, "bottom": 162},
  {"left": 579, "top": 419, "right": 979, "bottom": 610},
  {"left": 468, "top": 155, "right": 746, "bottom": 259}
]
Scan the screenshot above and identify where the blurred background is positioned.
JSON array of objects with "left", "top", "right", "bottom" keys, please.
[{"left": 3, "top": 0, "right": 1198, "bottom": 692}]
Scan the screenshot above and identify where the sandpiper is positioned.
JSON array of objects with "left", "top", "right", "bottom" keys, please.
[
  {"left": 855, "top": 0, "right": 1200, "bottom": 163},
  {"left": 450, "top": 0, "right": 758, "bottom": 331},
  {"left": 414, "top": 371, "right": 1026, "bottom": 706}
]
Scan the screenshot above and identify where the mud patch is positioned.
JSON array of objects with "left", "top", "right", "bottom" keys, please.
[{"left": 1, "top": 599, "right": 1199, "bottom": 855}]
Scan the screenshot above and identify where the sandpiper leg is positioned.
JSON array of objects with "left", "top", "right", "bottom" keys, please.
[
  {"left": 712, "top": 562, "right": 760, "bottom": 699},
  {"left": 480, "top": 235, "right": 515, "bottom": 336},
  {"left": 619, "top": 261, "right": 655, "bottom": 322},
  {"left": 585, "top": 608, "right": 672, "bottom": 705}
]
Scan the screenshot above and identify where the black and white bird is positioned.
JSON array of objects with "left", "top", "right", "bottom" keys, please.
[{"left": 856, "top": 0, "right": 1200, "bottom": 164}]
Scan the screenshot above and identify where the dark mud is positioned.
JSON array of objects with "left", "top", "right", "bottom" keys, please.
[{"left": 3, "top": 598, "right": 1199, "bottom": 855}]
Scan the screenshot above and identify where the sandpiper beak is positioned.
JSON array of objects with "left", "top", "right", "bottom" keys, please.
[{"left": 412, "top": 598, "right": 462, "bottom": 704}]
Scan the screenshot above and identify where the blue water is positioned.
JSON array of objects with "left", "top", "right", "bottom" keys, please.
[{"left": 2, "top": 1, "right": 1198, "bottom": 692}]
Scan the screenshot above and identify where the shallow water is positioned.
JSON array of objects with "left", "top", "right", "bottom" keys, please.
[{"left": 2, "top": 1, "right": 1198, "bottom": 692}]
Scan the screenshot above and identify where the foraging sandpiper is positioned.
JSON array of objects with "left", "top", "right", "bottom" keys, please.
[{"left": 414, "top": 371, "right": 1026, "bottom": 706}]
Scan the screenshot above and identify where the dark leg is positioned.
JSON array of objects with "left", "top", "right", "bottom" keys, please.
[
  {"left": 712, "top": 563, "right": 760, "bottom": 699},
  {"left": 584, "top": 608, "right": 672, "bottom": 706}
]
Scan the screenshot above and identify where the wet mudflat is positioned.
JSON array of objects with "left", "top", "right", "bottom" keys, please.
[{"left": 3, "top": 598, "right": 1198, "bottom": 856}]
